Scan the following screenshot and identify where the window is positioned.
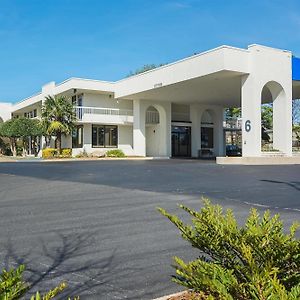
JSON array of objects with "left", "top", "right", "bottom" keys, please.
[
  {"left": 72, "top": 125, "right": 83, "bottom": 148},
  {"left": 72, "top": 94, "right": 83, "bottom": 106},
  {"left": 92, "top": 125, "right": 118, "bottom": 148},
  {"left": 201, "top": 127, "right": 214, "bottom": 149}
]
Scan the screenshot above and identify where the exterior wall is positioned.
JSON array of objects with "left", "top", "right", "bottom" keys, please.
[
  {"left": 12, "top": 102, "right": 42, "bottom": 119},
  {"left": 118, "top": 125, "right": 134, "bottom": 155},
  {"left": 0, "top": 103, "right": 12, "bottom": 121},
  {"left": 171, "top": 104, "right": 190, "bottom": 122},
  {"left": 83, "top": 93, "right": 132, "bottom": 110}
]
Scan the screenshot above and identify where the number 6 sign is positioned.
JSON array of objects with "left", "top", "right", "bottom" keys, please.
[{"left": 245, "top": 120, "right": 251, "bottom": 132}]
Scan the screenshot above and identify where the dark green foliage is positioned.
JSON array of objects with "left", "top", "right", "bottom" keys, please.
[
  {"left": 0, "top": 265, "right": 79, "bottom": 300},
  {"left": 0, "top": 137, "right": 11, "bottom": 156},
  {"left": 0, "top": 118, "right": 43, "bottom": 156},
  {"left": 127, "top": 63, "right": 166, "bottom": 77},
  {"left": 261, "top": 104, "right": 273, "bottom": 130},
  {"left": 106, "top": 149, "right": 125, "bottom": 157},
  {"left": 0, "top": 265, "right": 28, "bottom": 300},
  {"left": 41, "top": 95, "right": 76, "bottom": 154},
  {"left": 158, "top": 200, "right": 300, "bottom": 299}
]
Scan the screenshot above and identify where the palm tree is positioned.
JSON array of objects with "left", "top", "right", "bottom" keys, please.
[{"left": 42, "top": 95, "right": 76, "bottom": 154}]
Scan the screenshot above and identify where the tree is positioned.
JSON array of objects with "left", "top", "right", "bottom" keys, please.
[
  {"left": 292, "top": 99, "right": 300, "bottom": 126},
  {"left": 261, "top": 104, "right": 273, "bottom": 130},
  {"left": 225, "top": 108, "right": 241, "bottom": 145},
  {"left": 41, "top": 95, "right": 76, "bottom": 154},
  {"left": 0, "top": 119, "right": 18, "bottom": 156},
  {"left": 127, "top": 63, "right": 166, "bottom": 77},
  {"left": 0, "top": 118, "right": 44, "bottom": 156}
]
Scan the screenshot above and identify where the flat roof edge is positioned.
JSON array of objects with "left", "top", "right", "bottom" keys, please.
[
  {"left": 116, "top": 45, "right": 249, "bottom": 84},
  {"left": 56, "top": 77, "right": 115, "bottom": 87},
  {"left": 248, "top": 44, "right": 292, "bottom": 54}
]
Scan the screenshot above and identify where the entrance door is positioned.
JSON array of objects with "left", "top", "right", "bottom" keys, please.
[{"left": 172, "top": 126, "right": 191, "bottom": 157}]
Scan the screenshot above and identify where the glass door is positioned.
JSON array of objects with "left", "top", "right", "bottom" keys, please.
[{"left": 172, "top": 126, "right": 191, "bottom": 157}]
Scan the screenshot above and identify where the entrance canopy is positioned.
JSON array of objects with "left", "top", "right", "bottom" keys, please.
[
  {"left": 115, "top": 46, "right": 249, "bottom": 107},
  {"left": 115, "top": 46, "right": 300, "bottom": 106}
]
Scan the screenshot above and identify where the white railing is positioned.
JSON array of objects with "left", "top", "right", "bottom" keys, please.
[
  {"left": 146, "top": 111, "right": 159, "bottom": 124},
  {"left": 75, "top": 106, "right": 159, "bottom": 124},
  {"left": 75, "top": 106, "right": 133, "bottom": 120}
]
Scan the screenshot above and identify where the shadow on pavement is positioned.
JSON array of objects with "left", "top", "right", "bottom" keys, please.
[
  {"left": 2, "top": 232, "right": 120, "bottom": 299},
  {"left": 261, "top": 179, "right": 300, "bottom": 192}
]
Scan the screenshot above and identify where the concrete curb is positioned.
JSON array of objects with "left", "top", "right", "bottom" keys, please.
[
  {"left": 0, "top": 157, "right": 170, "bottom": 163},
  {"left": 152, "top": 291, "right": 187, "bottom": 300},
  {"left": 216, "top": 156, "right": 300, "bottom": 165}
]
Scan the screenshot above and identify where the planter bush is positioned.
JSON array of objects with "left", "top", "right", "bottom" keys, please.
[
  {"left": 42, "top": 148, "right": 72, "bottom": 159},
  {"left": 106, "top": 149, "right": 125, "bottom": 158},
  {"left": 60, "top": 148, "right": 72, "bottom": 158},
  {"left": 42, "top": 148, "right": 57, "bottom": 158},
  {"left": 158, "top": 200, "right": 300, "bottom": 300}
]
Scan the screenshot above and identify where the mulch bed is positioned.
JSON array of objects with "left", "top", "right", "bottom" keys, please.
[{"left": 167, "top": 291, "right": 205, "bottom": 300}]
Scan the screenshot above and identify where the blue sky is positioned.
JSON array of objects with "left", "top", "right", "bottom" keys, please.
[{"left": 0, "top": 0, "right": 300, "bottom": 103}]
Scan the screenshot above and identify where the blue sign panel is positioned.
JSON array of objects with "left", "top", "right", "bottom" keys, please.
[{"left": 292, "top": 56, "right": 300, "bottom": 81}]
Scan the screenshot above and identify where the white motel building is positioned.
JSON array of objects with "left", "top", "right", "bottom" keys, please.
[{"left": 1, "top": 44, "right": 300, "bottom": 162}]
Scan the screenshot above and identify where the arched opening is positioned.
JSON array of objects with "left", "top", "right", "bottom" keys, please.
[
  {"left": 200, "top": 110, "right": 215, "bottom": 157},
  {"left": 261, "top": 81, "right": 286, "bottom": 152},
  {"left": 145, "top": 105, "right": 167, "bottom": 157}
]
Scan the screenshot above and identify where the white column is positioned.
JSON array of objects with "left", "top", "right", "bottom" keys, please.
[
  {"left": 161, "top": 102, "right": 172, "bottom": 157},
  {"left": 214, "top": 107, "right": 225, "bottom": 156},
  {"left": 190, "top": 105, "right": 201, "bottom": 158},
  {"left": 133, "top": 99, "right": 146, "bottom": 156},
  {"left": 273, "top": 91, "right": 292, "bottom": 156},
  {"left": 241, "top": 75, "right": 262, "bottom": 157}
]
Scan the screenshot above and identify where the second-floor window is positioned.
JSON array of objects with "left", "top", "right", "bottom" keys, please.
[{"left": 24, "top": 109, "right": 37, "bottom": 118}]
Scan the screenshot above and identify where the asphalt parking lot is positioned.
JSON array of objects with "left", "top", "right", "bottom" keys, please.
[{"left": 0, "top": 159, "right": 299, "bottom": 299}]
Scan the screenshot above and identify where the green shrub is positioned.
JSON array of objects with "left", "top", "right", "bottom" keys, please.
[
  {"left": 105, "top": 149, "right": 125, "bottom": 158},
  {"left": 0, "top": 264, "right": 79, "bottom": 300},
  {"left": 42, "top": 148, "right": 57, "bottom": 159},
  {"left": 0, "top": 137, "right": 12, "bottom": 156},
  {"left": 0, "top": 265, "right": 28, "bottom": 299},
  {"left": 158, "top": 200, "right": 300, "bottom": 300}
]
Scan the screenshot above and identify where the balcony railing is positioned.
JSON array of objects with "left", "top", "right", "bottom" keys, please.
[
  {"left": 75, "top": 106, "right": 133, "bottom": 120},
  {"left": 75, "top": 106, "right": 160, "bottom": 124}
]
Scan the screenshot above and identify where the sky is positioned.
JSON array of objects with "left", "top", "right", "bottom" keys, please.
[{"left": 0, "top": 0, "right": 300, "bottom": 103}]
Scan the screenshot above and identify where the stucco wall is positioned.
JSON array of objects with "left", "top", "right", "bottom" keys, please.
[{"left": 83, "top": 93, "right": 133, "bottom": 110}]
